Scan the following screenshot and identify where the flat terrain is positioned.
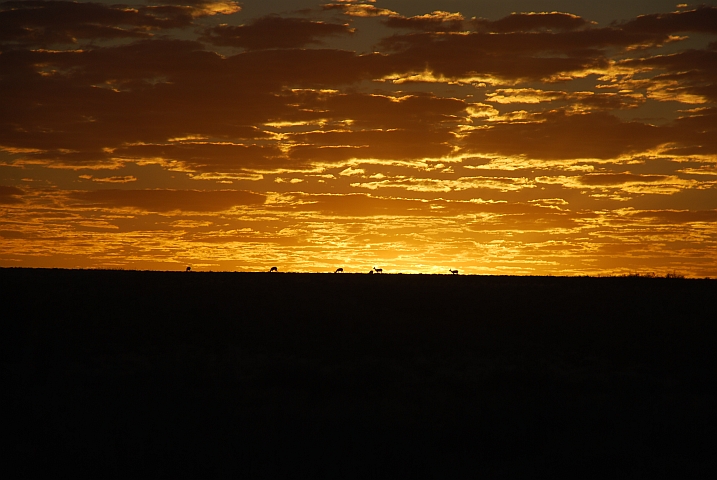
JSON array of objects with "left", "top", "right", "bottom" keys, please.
[{"left": 2, "top": 269, "right": 716, "bottom": 478}]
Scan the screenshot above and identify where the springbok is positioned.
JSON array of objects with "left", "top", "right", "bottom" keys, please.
[
  {"left": 186, "top": 266, "right": 191, "bottom": 272},
  {"left": 335, "top": 268, "right": 343, "bottom": 273},
  {"left": 450, "top": 269, "right": 459, "bottom": 275},
  {"left": 373, "top": 267, "right": 383, "bottom": 274},
  {"left": 269, "top": 266, "right": 278, "bottom": 272},
  {"left": 368, "top": 270, "right": 374, "bottom": 274}
]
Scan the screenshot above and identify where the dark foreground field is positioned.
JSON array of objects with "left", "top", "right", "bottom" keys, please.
[{"left": 2, "top": 268, "right": 716, "bottom": 478}]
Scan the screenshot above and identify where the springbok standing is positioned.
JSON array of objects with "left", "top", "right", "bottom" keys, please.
[
  {"left": 335, "top": 268, "right": 343, "bottom": 273},
  {"left": 450, "top": 269, "right": 459, "bottom": 275},
  {"left": 186, "top": 266, "right": 191, "bottom": 272},
  {"left": 269, "top": 266, "right": 278, "bottom": 272},
  {"left": 373, "top": 267, "right": 383, "bottom": 274}
]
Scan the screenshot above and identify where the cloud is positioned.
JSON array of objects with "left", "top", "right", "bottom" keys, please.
[
  {"left": 271, "top": 193, "right": 580, "bottom": 218},
  {"left": 113, "top": 143, "right": 295, "bottom": 172},
  {"left": 0, "top": 185, "right": 24, "bottom": 204},
  {"left": 618, "top": 6, "right": 717, "bottom": 35},
  {"left": 79, "top": 175, "right": 137, "bottom": 183},
  {"left": 463, "top": 110, "right": 664, "bottom": 160},
  {"left": 375, "top": 29, "right": 658, "bottom": 83},
  {"left": 621, "top": 48, "right": 717, "bottom": 103},
  {"left": 201, "top": 16, "right": 354, "bottom": 50},
  {"left": 0, "top": 8, "right": 715, "bottom": 176},
  {"left": 0, "top": 40, "right": 395, "bottom": 169},
  {"left": 667, "top": 108, "right": 717, "bottom": 155},
  {"left": 626, "top": 209, "right": 717, "bottom": 224},
  {"left": 0, "top": 30, "right": 707, "bottom": 174},
  {"left": 0, "top": 229, "right": 29, "bottom": 238},
  {"left": 0, "top": 0, "right": 201, "bottom": 46},
  {"left": 465, "top": 211, "right": 590, "bottom": 232},
  {"left": 472, "top": 12, "right": 590, "bottom": 33},
  {"left": 280, "top": 91, "right": 471, "bottom": 129},
  {"left": 374, "top": 8, "right": 703, "bottom": 83},
  {"left": 0, "top": 41, "right": 287, "bottom": 163},
  {"left": 69, "top": 189, "right": 265, "bottom": 212},
  {"left": 536, "top": 173, "right": 699, "bottom": 195},
  {"left": 576, "top": 173, "right": 671, "bottom": 186},
  {"left": 382, "top": 11, "right": 465, "bottom": 32},
  {"left": 339, "top": 167, "right": 364, "bottom": 176},
  {"left": 350, "top": 176, "right": 535, "bottom": 193},
  {"left": 322, "top": 3, "right": 396, "bottom": 18},
  {"left": 486, "top": 88, "right": 644, "bottom": 109},
  {"left": 273, "top": 192, "right": 433, "bottom": 216},
  {"left": 288, "top": 128, "right": 455, "bottom": 162},
  {"left": 153, "top": 1, "right": 241, "bottom": 16}
]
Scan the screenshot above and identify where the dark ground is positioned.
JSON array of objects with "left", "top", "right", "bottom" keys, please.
[{"left": 2, "top": 268, "right": 716, "bottom": 478}]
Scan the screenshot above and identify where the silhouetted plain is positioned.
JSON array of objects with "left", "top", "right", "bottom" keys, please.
[{"left": 2, "top": 269, "right": 715, "bottom": 478}]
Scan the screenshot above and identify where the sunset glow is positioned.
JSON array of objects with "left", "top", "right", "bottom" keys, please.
[{"left": 2, "top": 0, "right": 717, "bottom": 275}]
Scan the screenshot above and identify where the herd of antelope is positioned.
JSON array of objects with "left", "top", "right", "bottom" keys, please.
[
  {"left": 266, "top": 266, "right": 460, "bottom": 274},
  {"left": 185, "top": 266, "right": 460, "bottom": 274}
]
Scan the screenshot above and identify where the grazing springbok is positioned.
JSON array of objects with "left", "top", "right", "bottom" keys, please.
[
  {"left": 335, "top": 268, "right": 343, "bottom": 273},
  {"left": 269, "top": 266, "right": 278, "bottom": 272},
  {"left": 450, "top": 269, "right": 459, "bottom": 275},
  {"left": 186, "top": 266, "right": 191, "bottom": 272},
  {"left": 368, "top": 270, "right": 374, "bottom": 274},
  {"left": 373, "top": 267, "right": 383, "bottom": 274}
]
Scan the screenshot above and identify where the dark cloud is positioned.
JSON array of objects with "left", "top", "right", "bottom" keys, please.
[
  {"left": 576, "top": 92, "right": 643, "bottom": 110},
  {"left": 70, "top": 189, "right": 265, "bottom": 212},
  {"left": 618, "top": 6, "right": 717, "bottom": 35},
  {"left": 673, "top": 107, "right": 717, "bottom": 130},
  {"left": 275, "top": 193, "right": 596, "bottom": 221},
  {"left": 627, "top": 209, "right": 717, "bottom": 223},
  {"left": 621, "top": 48, "right": 717, "bottom": 103},
  {"left": 146, "top": 0, "right": 237, "bottom": 7},
  {"left": 577, "top": 173, "right": 670, "bottom": 186},
  {"left": 227, "top": 48, "right": 386, "bottom": 88},
  {"left": 486, "top": 88, "right": 643, "bottom": 110},
  {"left": 370, "top": 8, "right": 717, "bottom": 83},
  {"left": 12, "top": 39, "right": 221, "bottom": 85},
  {"left": 664, "top": 108, "right": 717, "bottom": 155},
  {"left": 472, "top": 12, "right": 590, "bottom": 33},
  {"left": 321, "top": 4, "right": 396, "bottom": 18},
  {"left": 201, "top": 16, "right": 353, "bottom": 50},
  {"left": 0, "top": 229, "right": 29, "bottom": 238},
  {"left": 0, "top": 185, "right": 24, "bottom": 204},
  {"left": 113, "top": 143, "right": 296, "bottom": 172},
  {"left": 466, "top": 211, "right": 588, "bottom": 231},
  {"left": 0, "top": 0, "right": 195, "bottom": 46},
  {"left": 274, "top": 193, "right": 433, "bottom": 216},
  {"left": 0, "top": 40, "right": 393, "bottom": 168},
  {"left": 382, "top": 11, "right": 464, "bottom": 32},
  {"left": 463, "top": 110, "right": 663, "bottom": 160},
  {"left": 285, "top": 91, "right": 469, "bottom": 129},
  {"left": 376, "top": 27, "right": 670, "bottom": 81},
  {"left": 0, "top": 3, "right": 714, "bottom": 176},
  {"left": 289, "top": 128, "right": 455, "bottom": 162},
  {"left": 0, "top": 41, "right": 286, "bottom": 161}
]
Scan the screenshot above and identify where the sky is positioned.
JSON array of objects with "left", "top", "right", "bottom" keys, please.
[{"left": 1, "top": 0, "right": 717, "bottom": 276}]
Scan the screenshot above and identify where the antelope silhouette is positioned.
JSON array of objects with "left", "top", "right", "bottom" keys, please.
[
  {"left": 373, "top": 267, "right": 382, "bottom": 274},
  {"left": 186, "top": 266, "right": 191, "bottom": 272},
  {"left": 450, "top": 269, "right": 459, "bottom": 275},
  {"left": 335, "top": 268, "right": 343, "bottom": 273},
  {"left": 269, "top": 266, "right": 278, "bottom": 272},
  {"left": 368, "top": 270, "right": 374, "bottom": 274}
]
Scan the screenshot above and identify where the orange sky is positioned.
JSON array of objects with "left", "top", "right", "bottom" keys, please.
[{"left": 1, "top": 0, "right": 717, "bottom": 276}]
